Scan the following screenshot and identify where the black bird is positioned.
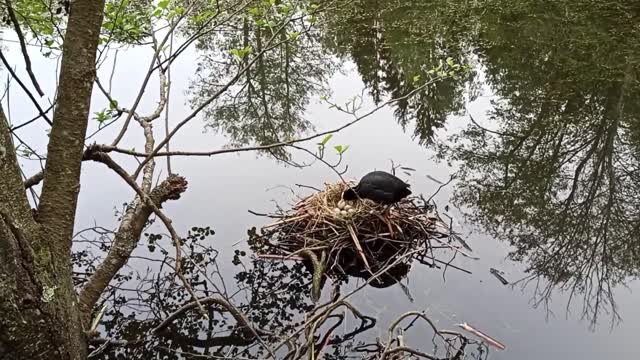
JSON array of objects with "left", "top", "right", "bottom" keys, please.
[{"left": 342, "top": 171, "right": 411, "bottom": 205}]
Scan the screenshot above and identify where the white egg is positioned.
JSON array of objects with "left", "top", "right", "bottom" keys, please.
[
  {"left": 341, "top": 210, "right": 348, "bottom": 215},
  {"left": 334, "top": 208, "right": 342, "bottom": 214},
  {"left": 348, "top": 208, "right": 356, "bottom": 214},
  {"left": 337, "top": 200, "right": 346, "bottom": 209}
]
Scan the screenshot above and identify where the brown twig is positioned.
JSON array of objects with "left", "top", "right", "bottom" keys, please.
[
  {"left": 110, "top": 0, "right": 196, "bottom": 147},
  {"left": 4, "top": 0, "right": 45, "bottom": 97},
  {"left": 82, "top": 147, "right": 207, "bottom": 318},
  {"left": 0, "top": 50, "right": 51, "bottom": 125},
  {"left": 10, "top": 102, "right": 55, "bottom": 132}
]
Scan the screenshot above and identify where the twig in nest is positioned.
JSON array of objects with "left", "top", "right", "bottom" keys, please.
[{"left": 347, "top": 224, "right": 372, "bottom": 274}]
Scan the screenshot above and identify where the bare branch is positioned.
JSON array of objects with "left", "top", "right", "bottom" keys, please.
[
  {"left": 132, "top": 14, "right": 311, "bottom": 179},
  {"left": 78, "top": 173, "right": 188, "bottom": 317},
  {"left": 4, "top": 0, "right": 45, "bottom": 97},
  {"left": 111, "top": 77, "right": 443, "bottom": 179},
  {"left": 153, "top": 296, "right": 269, "bottom": 338},
  {"left": 9, "top": 102, "right": 55, "bottom": 132},
  {"left": 0, "top": 50, "right": 52, "bottom": 126},
  {"left": 109, "top": 1, "right": 196, "bottom": 147},
  {"left": 23, "top": 170, "right": 44, "bottom": 189},
  {"left": 163, "top": 29, "right": 174, "bottom": 174},
  {"left": 80, "top": 147, "right": 207, "bottom": 318}
]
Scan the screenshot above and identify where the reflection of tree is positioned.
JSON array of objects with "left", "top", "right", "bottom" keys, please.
[
  {"left": 85, "top": 223, "right": 482, "bottom": 359},
  {"left": 87, "top": 225, "right": 382, "bottom": 359},
  {"left": 444, "top": 0, "right": 640, "bottom": 326},
  {"left": 322, "top": 0, "right": 477, "bottom": 143},
  {"left": 188, "top": 3, "right": 336, "bottom": 159},
  {"left": 89, "top": 226, "right": 304, "bottom": 359}
]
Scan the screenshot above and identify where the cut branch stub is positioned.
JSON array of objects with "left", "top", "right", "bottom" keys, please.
[{"left": 152, "top": 174, "right": 188, "bottom": 204}]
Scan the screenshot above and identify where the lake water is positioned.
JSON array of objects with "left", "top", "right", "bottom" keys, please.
[{"left": 5, "top": 0, "right": 640, "bottom": 358}]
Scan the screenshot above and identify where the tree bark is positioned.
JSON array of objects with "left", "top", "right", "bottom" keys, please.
[
  {"left": 0, "top": 0, "right": 105, "bottom": 358},
  {"left": 78, "top": 174, "right": 188, "bottom": 317}
]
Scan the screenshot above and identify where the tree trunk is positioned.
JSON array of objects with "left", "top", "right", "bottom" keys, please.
[{"left": 0, "top": 0, "right": 105, "bottom": 358}]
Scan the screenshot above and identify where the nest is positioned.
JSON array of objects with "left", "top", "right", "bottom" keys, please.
[{"left": 251, "top": 182, "right": 470, "bottom": 300}]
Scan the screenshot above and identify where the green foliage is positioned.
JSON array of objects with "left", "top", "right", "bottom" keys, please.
[
  {"left": 186, "top": 0, "right": 337, "bottom": 160},
  {"left": 92, "top": 100, "right": 119, "bottom": 125},
  {"left": 93, "top": 110, "right": 110, "bottom": 124},
  {"left": 10, "top": 0, "right": 62, "bottom": 36},
  {"left": 0, "top": 0, "right": 155, "bottom": 46},
  {"left": 334, "top": 144, "right": 349, "bottom": 154},
  {"left": 229, "top": 45, "right": 253, "bottom": 62},
  {"left": 101, "top": 0, "right": 153, "bottom": 44},
  {"left": 319, "top": 134, "right": 333, "bottom": 145}
]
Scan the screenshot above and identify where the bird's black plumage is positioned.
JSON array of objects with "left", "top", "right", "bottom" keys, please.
[{"left": 343, "top": 171, "right": 411, "bottom": 204}]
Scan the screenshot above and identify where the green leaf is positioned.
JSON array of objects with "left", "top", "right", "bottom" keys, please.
[
  {"left": 412, "top": 74, "right": 421, "bottom": 83},
  {"left": 334, "top": 145, "right": 343, "bottom": 153},
  {"left": 94, "top": 111, "right": 108, "bottom": 123},
  {"left": 109, "top": 100, "right": 119, "bottom": 110},
  {"left": 446, "top": 57, "right": 455, "bottom": 66},
  {"left": 340, "top": 145, "right": 350, "bottom": 154},
  {"left": 288, "top": 31, "right": 300, "bottom": 40},
  {"left": 158, "top": 0, "right": 170, "bottom": 10},
  {"left": 320, "top": 134, "right": 333, "bottom": 145}
]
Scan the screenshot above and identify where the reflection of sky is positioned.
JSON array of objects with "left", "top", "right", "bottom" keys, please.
[{"left": 3, "top": 38, "right": 638, "bottom": 359}]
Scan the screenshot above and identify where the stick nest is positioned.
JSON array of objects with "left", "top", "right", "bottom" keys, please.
[{"left": 251, "top": 182, "right": 467, "bottom": 299}]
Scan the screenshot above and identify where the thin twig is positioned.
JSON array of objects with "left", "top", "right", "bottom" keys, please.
[
  {"left": 0, "top": 50, "right": 51, "bottom": 125},
  {"left": 84, "top": 148, "right": 207, "bottom": 318},
  {"left": 4, "top": 0, "right": 45, "bottom": 96},
  {"left": 10, "top": 102, "right": 55, "bottom": 132}
]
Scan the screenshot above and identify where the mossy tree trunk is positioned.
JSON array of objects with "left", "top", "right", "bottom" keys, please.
[{"left": 0, "top": 0, "right": 106, "bottom": 358}]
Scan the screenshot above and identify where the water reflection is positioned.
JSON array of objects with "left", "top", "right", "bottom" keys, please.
[
  {"left": 91, "top": 227, "right": 317, "bottom": 359},
  {"left": 264, "top": 0, "right": 640, "bottom": 327},
  {"left": 89, "top": 227, "right": 479, "bottom": 359},
  {"left": 321, "top": 0, "right": 477, "bottom": 143},
  {"left": 188, "top": 0, "right": 640, "bottom": 322},
  {"left": 438, "top": 1, "right": 640, "bottom": 325},
  {"left": 187, "top": 2, "right": 336, "bottom": 159},
  {"left": 180, "top": 0, "right": 640, "bottom": 334}
]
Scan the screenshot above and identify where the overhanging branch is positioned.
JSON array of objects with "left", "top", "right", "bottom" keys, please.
[{"left": 77, "top": 168, "right": 187, "bottom": 317}]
